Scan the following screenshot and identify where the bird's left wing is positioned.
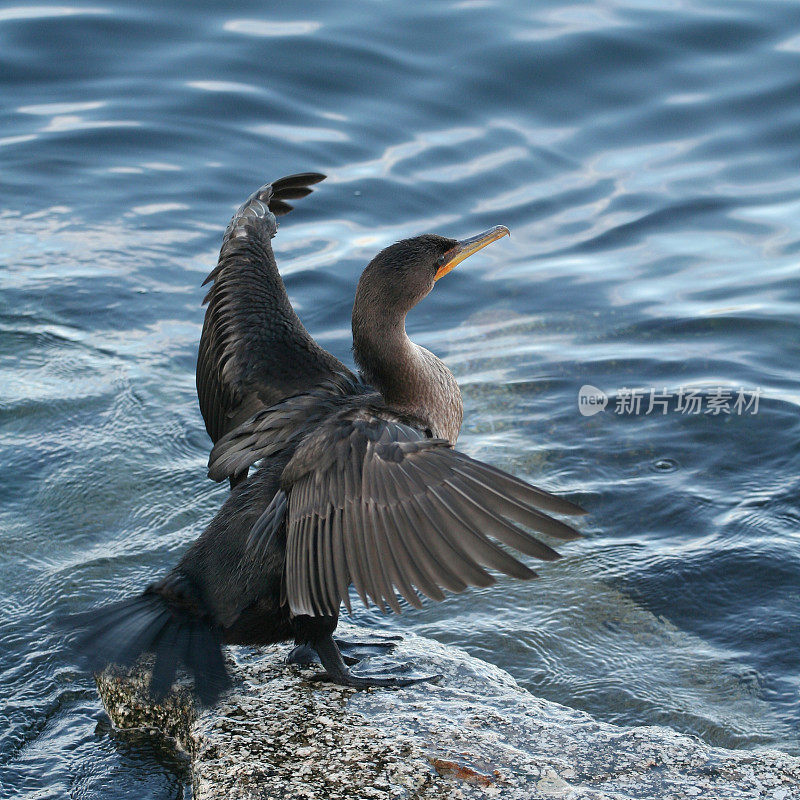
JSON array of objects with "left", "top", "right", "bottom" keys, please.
[{"left": 247, "top": 411, "right": 585, "bottom": 618}]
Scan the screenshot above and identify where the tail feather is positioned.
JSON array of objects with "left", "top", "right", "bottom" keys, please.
[
  {"left": 66, "top": 587, "right": 231, "bottom": 705},
  {"left": 149, "top": 620, "right": 183, "bottom": 700},
  {"left": 71, "top": 594, "right": 159, "bottom": 641},
  {"left": 105, "top": 606, "right": 172, "bottom": 669},
  {"left": 72, "top": 596, "right": 169, "bottom": 671},
  {"left": 185, "top": 622, "right": 231, "bottom": 706}
]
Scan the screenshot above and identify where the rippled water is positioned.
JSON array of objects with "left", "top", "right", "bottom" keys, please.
[{"left": 2, "top": 0, "right": 799, "bottom": 796}]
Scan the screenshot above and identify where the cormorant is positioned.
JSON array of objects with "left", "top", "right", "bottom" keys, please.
[{"left": 70, "top": 173, "right": 585, "bottom": 703}]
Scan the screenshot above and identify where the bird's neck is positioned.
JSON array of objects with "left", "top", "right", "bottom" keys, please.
[
  {"left": 352, "top": 312, "right": 463, "bottom": 443},
  {"left": 352, "top": 311, "right": 415, "bottom": 401}
]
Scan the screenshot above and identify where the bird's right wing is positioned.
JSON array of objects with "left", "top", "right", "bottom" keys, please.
[
  {"left": 245, "top": 410, "right": 586, "bottom": 618},
  {"left": 197, "top": 173, "right": 355, "bottom": 445}
]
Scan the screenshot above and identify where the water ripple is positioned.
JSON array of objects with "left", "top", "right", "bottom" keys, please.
[
  {"left": 2, "top": 0, "right": 800, "bottom": 795},
  {"left": 222, "top": 19, "right": 322, "bottom": 37}
]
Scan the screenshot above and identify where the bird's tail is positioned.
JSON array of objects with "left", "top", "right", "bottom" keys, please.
[{"left": 66, "top": 575, "right": 231, "bottom": 705}]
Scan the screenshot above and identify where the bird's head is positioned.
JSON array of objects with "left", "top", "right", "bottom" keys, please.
[{"left": 352, "top": 225, "right": 510, "bottom": 324}]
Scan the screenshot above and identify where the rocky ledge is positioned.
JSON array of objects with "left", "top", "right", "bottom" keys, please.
[{"left": 96, "top": 624, "right": 800, "bottom": 800}]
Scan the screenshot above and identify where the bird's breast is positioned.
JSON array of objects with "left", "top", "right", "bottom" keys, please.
[{"left": 408, "top": 346, "right": 463, "bottom": 444}]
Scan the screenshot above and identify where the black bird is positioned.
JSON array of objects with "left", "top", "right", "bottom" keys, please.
[{"left": 70, "top": 173, "right": 586, "bottom": 702}]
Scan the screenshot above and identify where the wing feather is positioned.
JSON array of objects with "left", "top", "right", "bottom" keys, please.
[
  {"left": 197, "top": 174, "right": 354, "bottom": 452},
  {"left": 381, "top": 456, "right": 468, "bottom": 596},
  {"left": 375, "top": 504, "right": 423, "bottom": 609},
  {"left": 274, "top": 411, "right": 584, "bottom": 617},
  {"left": 330, "top": 507, "right": 352, "bottom": 613},
  {"left": 381, "top": 476, "right": 449, "bottom": 602},
  {"left": 367, "top": 503, "right": 405, "bottom": 613},
  {"left": 317, "top": 510, "right": 335, "bottom": 614},
  {"left": 444, "top": 480, "right": 562, "bottom": 561},
  {"left": 450, "top": 463, "right": 582, "bottom": 540},
  {"left": 343, "top": 498, "right": 370, "bottom": 609},
  {"left": 451, "top": 455, "right": 586, "bottom": 518},
  {"left": 308, "top": 512, "right": 326, "bottom": 616}
]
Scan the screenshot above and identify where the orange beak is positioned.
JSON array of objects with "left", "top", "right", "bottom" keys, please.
[{"left": 434, "top": 225, "right": 510, "bottom": 282}]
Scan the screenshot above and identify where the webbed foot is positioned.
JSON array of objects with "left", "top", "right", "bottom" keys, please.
[
  {"left": 309, "top": 634, "right": 441, "bottom": 689},
  {"left": 288, "top": 636, "right": 399, "bottom": 667},
  {"left": 335, "top": 637, "right": 398, "bottom": 660}
]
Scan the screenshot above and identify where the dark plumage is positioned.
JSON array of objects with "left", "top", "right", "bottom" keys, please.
[
  {"left": 196, "top": 173, "right": 347, "bottom": 454},
  {"left": 69, "top": 174, "right": 586, "bottom": 701}
]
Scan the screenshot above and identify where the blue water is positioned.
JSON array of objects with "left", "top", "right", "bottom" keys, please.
[{"left": 2, "top": 0, "right": 799, "bottom": 796}]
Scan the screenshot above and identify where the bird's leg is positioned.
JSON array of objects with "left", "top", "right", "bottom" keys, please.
[{"left": 309, "top": 633, "right": 441, "bottom": 688}]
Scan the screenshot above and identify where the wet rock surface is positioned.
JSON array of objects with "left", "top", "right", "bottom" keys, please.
[{"left": 95, "top": 625, "right": 800, "bottom": 799}]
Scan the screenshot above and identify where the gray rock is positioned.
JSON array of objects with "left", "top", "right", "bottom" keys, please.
[{"left": 95, "top": 625, "right": 800, "bottom": 799}]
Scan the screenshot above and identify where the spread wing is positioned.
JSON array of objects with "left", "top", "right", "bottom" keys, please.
[
  {"left": 197, "top": 173, "right": 355, "bottom": 446},
  {"left": 247, "top": 411, "right": 586, "bottom": 617}
]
